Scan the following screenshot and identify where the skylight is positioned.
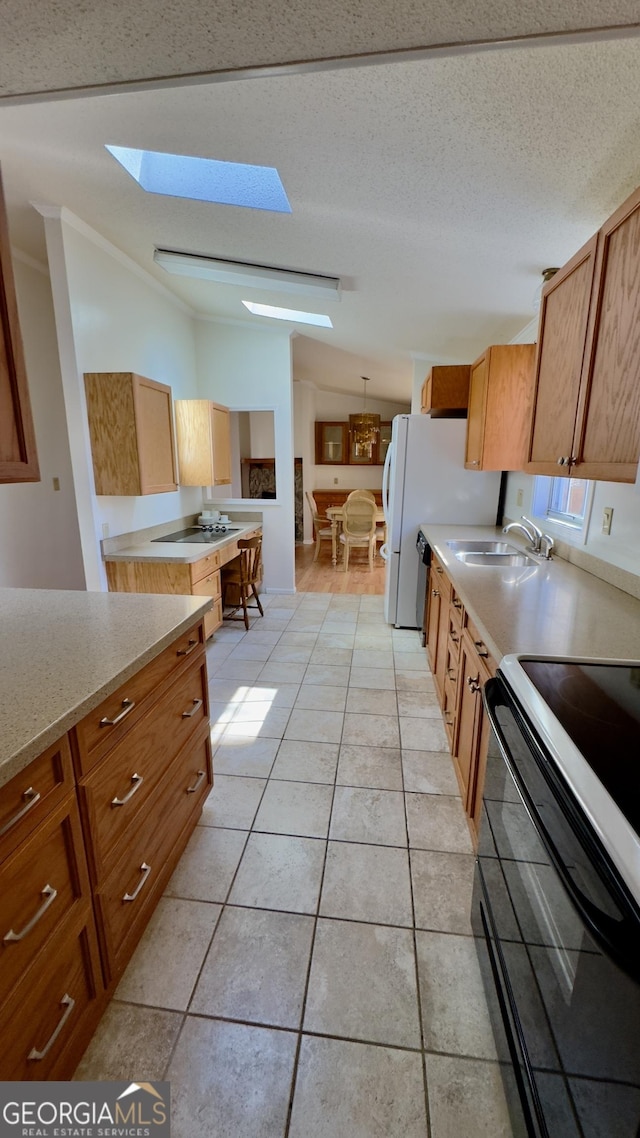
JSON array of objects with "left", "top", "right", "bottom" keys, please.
[
  {"left": 242, "top": 302, "right": 333, "bottom": 327},
  {"left": 105, "top": 146, "right": 291, "bottom": 213}
]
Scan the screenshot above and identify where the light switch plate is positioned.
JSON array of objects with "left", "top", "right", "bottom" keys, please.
[{"left": 602, "top": 507, "right": 613, "bottom": 535}]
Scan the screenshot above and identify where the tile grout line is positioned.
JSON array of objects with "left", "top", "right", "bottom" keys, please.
[
  {"left": 395, "top": 627, "right": 434, "bottom": 1138},
  {"left": 281, "top": 595, "right": 358, "bottom": 1138}
]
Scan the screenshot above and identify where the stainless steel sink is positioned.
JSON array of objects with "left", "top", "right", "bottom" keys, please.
[
  {"left": 454, "top": 551, "right": 538, "bottom": 567},
  {"left": 446, "top": 540, "right": 517, "bottom": 553}
]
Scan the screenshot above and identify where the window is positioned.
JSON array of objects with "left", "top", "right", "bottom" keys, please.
[{"left": 532, "top": 476, "right": 592, "bottom": 536}]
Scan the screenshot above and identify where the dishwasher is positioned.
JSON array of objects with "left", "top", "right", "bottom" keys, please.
[{"left": 415, "top": 531, "right": 429, "bottom": 643}]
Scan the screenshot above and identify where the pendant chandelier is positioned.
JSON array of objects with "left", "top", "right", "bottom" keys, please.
[{"left": 349, "top": 377, "right": 380, "bottom": 458}]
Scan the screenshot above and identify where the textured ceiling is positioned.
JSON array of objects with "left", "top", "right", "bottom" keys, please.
[
  {"left": 0, "top": 30, "right": 639, "bottom": 401},
  {"left": 1, "top": 0, "right": 639, "bottom": 100}
]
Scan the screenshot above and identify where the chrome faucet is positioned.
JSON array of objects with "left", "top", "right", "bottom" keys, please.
[{"left": 502, "top": 515, "right": 554, "bottom": 559}]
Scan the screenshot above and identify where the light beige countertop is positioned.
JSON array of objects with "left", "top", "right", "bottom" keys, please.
[
  {"left": 103, "top": 521, "right": 261, "bottom": 565},
  {"left": 0, "top": 587, "right": 211, "bottom": 789},
  {"left": 421, "top": 524, "right": 640, "bottom": 664}
]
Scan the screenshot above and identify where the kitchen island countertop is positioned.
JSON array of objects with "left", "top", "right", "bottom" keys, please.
[
  {"left": 420, "top": 524, "right": 640, "bottom": 664},
  {"left": 0, "top": 587, "right": 210, "bottom": 789}
]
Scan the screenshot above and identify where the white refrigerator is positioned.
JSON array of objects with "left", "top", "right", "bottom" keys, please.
[{"left": 382, "top": 415, "right": 501, "bottom": 627}]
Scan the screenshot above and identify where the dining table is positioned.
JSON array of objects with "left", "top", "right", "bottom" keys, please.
[{"left": 325, "top": 504, "right": 387, "bottom": 567}]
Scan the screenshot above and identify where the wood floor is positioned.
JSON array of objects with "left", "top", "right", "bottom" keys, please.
[{"left": 295, "top": 541, "right": 385, "bottom": 594}]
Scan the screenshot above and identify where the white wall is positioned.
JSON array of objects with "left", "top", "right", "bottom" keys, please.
[
  {"left": 504, "top": 470, "right": 640, "bottom": 579},
  {"left": 44, "top": 214, "right": 202, "bottom": 589},
  {"left": 0, "top": 254, "right": 85, "bottom": 589},
  {"left": 249, "top": 411, "right": 275, "bottom": 457},
  {"left": 195, "top": 319, "right": 295, "bottom": 593}
]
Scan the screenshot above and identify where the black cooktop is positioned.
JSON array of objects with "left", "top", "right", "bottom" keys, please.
[
  {"left": 152, "top": 527, "right": 240, "bottom": 544},
  {"left": 520, "top": 659, "right": 640, "bottom": 832}
]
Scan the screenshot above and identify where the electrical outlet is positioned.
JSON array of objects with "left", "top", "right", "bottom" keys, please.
[
  {"left": 52, "top": 476, "right": 60, "bottom": 491},
  {"left": 333, "top": 477, "right": 338, "bottom": 484},
  {"left": 516, "top": 488, "right": 524, "bottom": 507},
  {"left": 102, "top": 523, "right": 110, "bottom": 539},
  {"left": 602, "top": 507, "right": 613, "bottom": 535}
]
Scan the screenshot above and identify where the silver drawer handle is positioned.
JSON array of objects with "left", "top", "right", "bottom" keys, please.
[
  {"left": 177, "top": 638, "right": 198, "bottom": 657},
  {"left": 0, "top": 787, "right": 41, "bottom": 837},
  {"left": 28, "top": 993, "right": 75, "bottom": 1061},
  {"left": 474, "top": 641, "right": 489, "bottom": 658},
  {"left": 111, "top": 772, "right": 143, "bottom": 807},
  {"left": 100, "top": 698, "right": 135, "bottom": 727},
  {"left": 187, "top": 770, "right": 206, "bottom": 794},
  {"left": 123, "top": 862, "right": 151, "bottom": 902},
  {"left": 182, "top": 698, "right": 203, "bottom": 719},
  {"left": 4, "top": 884, "right": 58, "bottom": 943}
]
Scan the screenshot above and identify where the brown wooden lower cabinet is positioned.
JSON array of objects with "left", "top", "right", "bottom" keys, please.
[
  {"left": 105, "top": 528, "right": 261, "bottom": 640},
  {"left": 424, "top": 554, "right": 496, "bottom": 844},
  {"left": 0, "top": 616, "right": 212, "bottom": 1079}
]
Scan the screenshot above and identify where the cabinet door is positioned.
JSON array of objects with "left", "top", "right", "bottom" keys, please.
[
  {"left": 464, "top": 355, "right": 488, "bottom": 468},
  {"left": 376, "top": 422, "right": 392, "bottom": 464},
  {"left": 454, "top": 632, "right": 483, "bottom": 803},
  {"left": 0, "top": 167, "right": 40, "bottom": 484},
  {"left": 211, "top": 403, "right": 232, "bottom": 485},
  {"left": 134, "top": 375, "right": 178, "bottom": 494},
  {"left": 425, "top": 577, "right": 441, "bottom": 674},
  {"left": 315, "top": 422, "right": 348, "bottom": 464},
  {"left": 527, "top": 236, "right": 598, "bottom": 476},
  {"left": 575, "top": 186, "right": 640, "bottom": 483}
]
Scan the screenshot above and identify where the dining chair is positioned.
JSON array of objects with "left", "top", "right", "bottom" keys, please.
[
  {"left": 221, "top": 536, "right": 264, "bottom": 630},
  {"left": 306, "top": 491, "right": 334, "bottom": 562},
  {"left": 346, "top": 489, "right": 386, "bottom": 553},
  {"left": 339, "top": 494, "right": 377, "bottom": 571}
]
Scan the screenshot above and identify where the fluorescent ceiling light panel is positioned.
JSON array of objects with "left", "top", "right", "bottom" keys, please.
[
  {"left": 154, "top": 248, "right": 341, "bottom": 301},
  {"left": 242, "top": 301, "right": 333, "bottom": 327},
  {"left": 106, "top": 145, "right": 291, "bottom": 213}
]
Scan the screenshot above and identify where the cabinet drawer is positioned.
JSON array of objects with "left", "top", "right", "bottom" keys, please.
[
  {"left": 192, "top": 569, "right": 221, "bottom": 598},
  {"left": 0, "top": 736, "right": 74, "bottom": 864},
  {"left": 190, "top": 551, "right": 220, "bottom": 585},
  {"left": 204, "top": 597, "right": 223, "bottom": 640},
  {"left": 95, "top": 722, "right": 212, "bottom": 979},
  {"left": 219, "top": 541, "right": 240, "bottom": 569},
  {"left": 73, "top": 620, "right": 205, "bottom": 776},
  {"left": 79, "top": 656, "right": 209, "bottom": 882},
  {"left": 449, "top": 590, "right": 464, "bottom": 626},
  {"left": 0, "top": 913, "right": 102, "bottom": 1080},
  {"left": 0, "top": 796, "right": 90, "bottom": 1008},
  {"left": 445, "top": 642, "right": 459, "bottom": 686},
  {"left": 464, "top": 614, "right": 497, "bottom": 676}
]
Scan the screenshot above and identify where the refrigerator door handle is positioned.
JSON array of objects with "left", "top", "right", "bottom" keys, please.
[{"left": 382, "top": 441, "right": 393, "bottom": 526}]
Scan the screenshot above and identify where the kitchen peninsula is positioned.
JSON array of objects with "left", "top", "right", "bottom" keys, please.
[
  {"left": 102, "top": 517, "right": 263, "bottom": 639},
  {"left": 0, "top": 586, "right": 212, "bottom": 1079}
]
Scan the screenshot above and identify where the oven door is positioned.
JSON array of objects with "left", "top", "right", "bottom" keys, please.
[{"left": 473, "top": 675, "right": 640, "bottom": 1138}]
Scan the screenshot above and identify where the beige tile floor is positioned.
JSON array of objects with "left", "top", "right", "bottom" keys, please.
[{"left": 76, "top": 591, "right": 515, "bottom": 1138}]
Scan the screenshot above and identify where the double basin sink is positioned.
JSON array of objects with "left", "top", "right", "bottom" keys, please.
[{"left": 446, "top": 540, "right": 538, "bottom": 567}]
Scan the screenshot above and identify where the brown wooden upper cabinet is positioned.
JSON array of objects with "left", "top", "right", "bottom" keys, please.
[
  {"left": 315, "top": 421, "right": 391, "bottom": 465},
  {"left": 464, "top": 344, "right": 536, "bottom": 470},
  {"left": 0, "top": 166, "right": 40, "bottom": 484},
  {"left": 84, "top": 372, "right": 178, "bottom": 495},
  {"left": 527, "top": 184, "right": 640, "bottom": 483},
  {"left": 315, "top": 422, "right": 349, "bottom": 465},
  {"left": 420, "top": 364, "right": 470, "bottom": 416},
  {"left": 175, "top": 399, "right": 232, "bottom": 486}
]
